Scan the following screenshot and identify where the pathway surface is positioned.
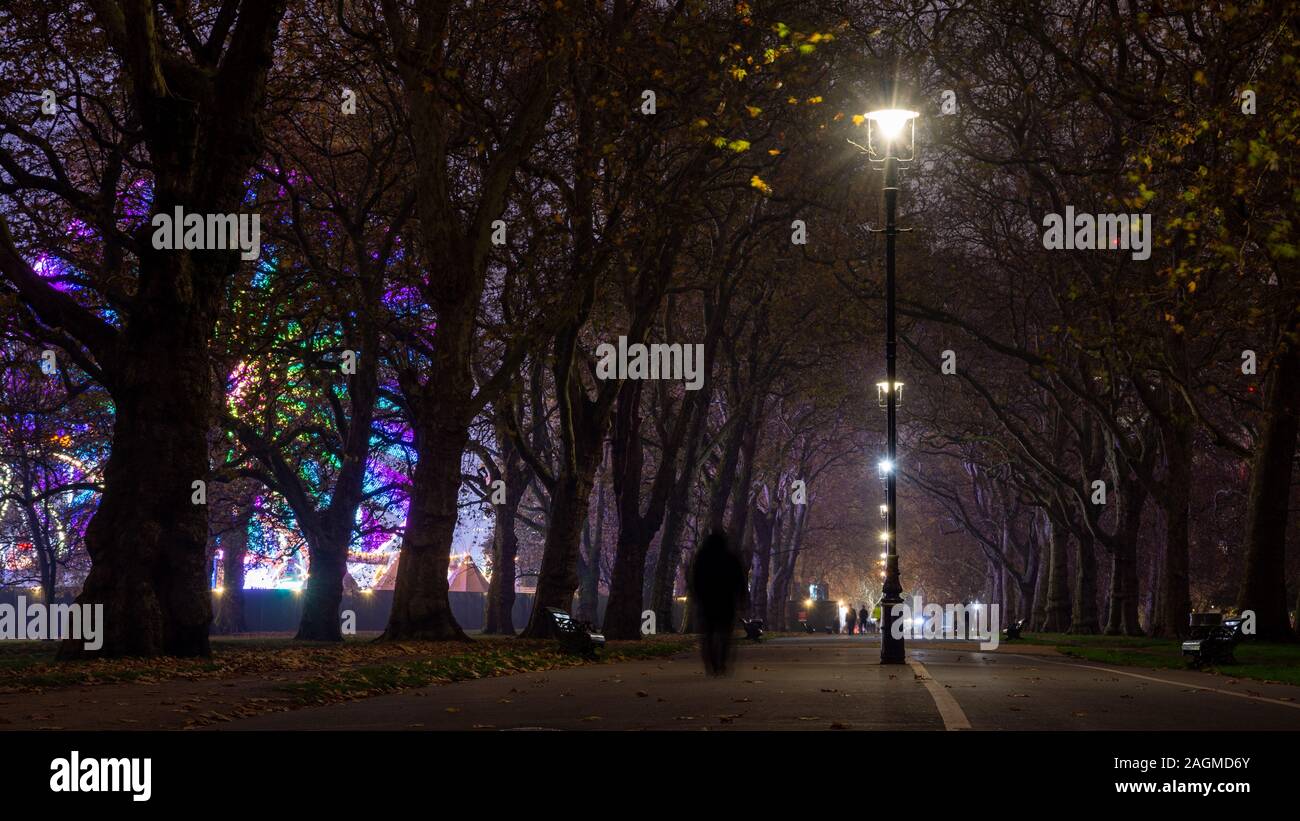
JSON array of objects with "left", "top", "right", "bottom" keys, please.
[{"left": 214, "top": 636, "right": 1300, "bottom": 731}]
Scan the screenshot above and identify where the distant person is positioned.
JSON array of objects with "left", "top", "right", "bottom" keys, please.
[
  {"left": 689, "top": 529, "right": 747, "bottom": 676},
  {"left": 845, "top": 607, "right": 857, "bottom": 636},
  {"left": 859, "top": 605, "right": 870, "bottom": 635}
]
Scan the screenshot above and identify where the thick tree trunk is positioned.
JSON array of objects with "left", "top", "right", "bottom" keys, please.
[
  {"left": 522, "top": 445, "right": 604, "bottom": 637},
  {"left": 1105, "top": 480, "right": 1146, "bottom": 636},
  {"left": 484, "top": 511, "right": 521, "bottom": 635},
  {"left": 1151, "top": 420, "right": 1194, "bottom": 638},
  {"left": 650, "top": 491, "right": 690, "bottom": 632},
  {"left": 382, "top": 419, "right": 470, "bottom": 642},
  {"left": 295, "top": 525, "right": 350, "bottom": 641},
  {"left": 576, "top": 480, "right": 604, "bottom": 626},
  {"left": 1000, "top": 561, "right": 1016, "bottom": 627},
  {"left": 1104, "top": 548, "right": 1144, "bottom": 636},
  {"left": 1031, "top": 521, "right": 1049, "bottom": 630},
  {"left": 1069, "top": 535, "right": 1100, "bottom": 634},
  {"left": 483, "top": 419, "right": 527, "bottom": 635},
  {"left": 1041, "top": 520, "right": 1072, "bottom": 632},
  {"left": 750, "top": 506, "right": 776, "bottom": 623},
  {"left": 1236, "top": 320, "right": 1300, "bottom": 640},
  {"left": 213, "top": 503, "right": 252, "bottom": 635},
  {"left": 728, "top": 416, "right": 761, "bottom": 576},
  {"left": 61, "top": 336, "right": 214, "bottom": 659},
  {"left": 989, "top": 560, "right": 1004, "bottom": 618},
  {"left": 605, "top": 526, "right": 654, "bottom": 639}
]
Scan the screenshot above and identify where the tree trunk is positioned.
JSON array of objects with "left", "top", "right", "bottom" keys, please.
[
  {"left": 648, "top": 412, "right": 706, "bottom": 631},
  {"left": 484, "top": 509, "right": 521, "bottom": 635},
  {"left": 381, "top": 418, "right": 470, "bottom": 642},
  {"left": 213, "top": 502, "right": 252, "bottom": 635},
  {"left": 1151, "top": 419, "right": 1194, "bottom": 638},
  {"left": 576, "top": 472, "right": 605, "bottom": 626},
  {"left": 1000, "top": 560, "right": 1016, "bottom": 627},
  {"left": 61, "top": 336, "right": 214, "bottom": 659},
  {"left": 1031, "top": 518, "right": 1049, "bottom": 630},
  {"left": 522, "top": 446, "right": 604, "bottom": 637},
  {"left": 605, "top": 525, "right": 654, "bottom": 639},
  {"left": 295, "top": 524, "right": 351, "bottom": 641},
  {"left": 750, "top": 506, "right": 776, "bottom": 623},
  {"left": 484, "top": 416, "right": 527, "bottom": 635},
  {"left": 1041, "top": 519, "right": 1071, "bottom": 632},
  {"left": 650, "top": 490, "right": 690, "bottom": 632},
  {"left": 1236, "top": 318, "right": 1300, "bottom": 640},
  {"left": 1069, "top": 535, "right": 1100, "bottom": 634},
  {"left": 1105, "top": 478, "right": 1146, "bottom": 636}
]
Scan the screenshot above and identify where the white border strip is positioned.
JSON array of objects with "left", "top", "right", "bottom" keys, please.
[{"left": 908, "top": 658, "right": 971, "bottom": 730}]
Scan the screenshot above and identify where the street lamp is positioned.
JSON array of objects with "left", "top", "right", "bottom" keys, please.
[
  {"left": 875, "top": 380, "right": 904, "bottom": 408},
  {"left": 860, "top": 101, "right": 919, "bottom": 665}
]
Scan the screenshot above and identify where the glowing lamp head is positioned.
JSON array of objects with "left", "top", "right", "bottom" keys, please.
[
  {"left": 878, "top": 458, "right": 895, "bottom": 475},
  {"left": 865, "top": 108, "right": 919, "bottom": 142}
]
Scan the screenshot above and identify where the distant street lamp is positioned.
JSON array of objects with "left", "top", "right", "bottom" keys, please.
[{"left": 861, "top": 103, "right": 919, "bottom": 665}]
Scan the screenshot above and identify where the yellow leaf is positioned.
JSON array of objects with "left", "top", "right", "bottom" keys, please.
[
  {"left": 750, "top": 175, "right": 773, "bottom": 195},
  {"left": 852, "top": 114, "right": 866, "bottom": 126}
]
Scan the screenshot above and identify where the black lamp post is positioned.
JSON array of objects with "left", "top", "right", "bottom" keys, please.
[{"left": 863, "top": 105, "right": 918, "bottom": 665}]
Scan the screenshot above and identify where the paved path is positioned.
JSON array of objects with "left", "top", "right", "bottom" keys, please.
[{"left": 216, "top": 636, "right": 1300, "bottom": 731}]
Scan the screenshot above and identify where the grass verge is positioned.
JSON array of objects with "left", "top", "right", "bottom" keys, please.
[
  {"left": 1013, "top": 632, "right": 1300, "bottom": 687},
  {"left": 0, "top": 633, "right": 695, "bottom": 694},
  {"left": 279, "top": 636, "right": 695, "bottom": 706}
]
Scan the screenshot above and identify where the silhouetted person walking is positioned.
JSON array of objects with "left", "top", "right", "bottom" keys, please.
[
  {"left": 845, "top": 606, "right": 857, "bottom": 635},
  {"left": 859, "top": 605, "right": 870, "bottom": 635},
  {"left": 689, "top": 529, "right": 746, "bottom": 676}
]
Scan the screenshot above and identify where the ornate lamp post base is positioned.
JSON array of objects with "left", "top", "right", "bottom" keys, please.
[{"left": 879, "top": 554, "right": 906, "bottom": 664}]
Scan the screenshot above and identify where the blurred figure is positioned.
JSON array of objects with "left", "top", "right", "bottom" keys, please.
[
  {"left": 845, "top": 606, "right": 858, "bottom": 635},
  {"left": 689, "top": 529, "right": 746, "bottom": 676},
  {"left": 859, "top": 605, "right": 870, "bottom": 635}
]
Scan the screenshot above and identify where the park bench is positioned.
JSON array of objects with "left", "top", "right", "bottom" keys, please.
[
  {"left": 799, "top": 620, "right": 815, "bottom": 633},
  {"left": 741, "top": 618, "right": 764, "bottom": 642},
  {"left": 545, "top": 607, "right": 606, "bottom": 659},
  {"left": 1181, "top": 616, "right": 1245, "bottom": 668},
  {"left": 1004, "top": 618, "right": 1027, "bottom": 640}
]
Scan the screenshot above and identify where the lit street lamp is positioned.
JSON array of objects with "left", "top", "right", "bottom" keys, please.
[{"left": 861, "top": 101, "right": 919, "bottom": 665}]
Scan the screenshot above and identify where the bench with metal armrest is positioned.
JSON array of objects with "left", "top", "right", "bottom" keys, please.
[{"left": 545, "top": 607, "right": 606, "bottom": 659}]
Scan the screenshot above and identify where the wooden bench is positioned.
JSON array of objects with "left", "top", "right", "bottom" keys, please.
[
  {"left": 545, "top": 607, "right": 606, "bottom": 659},
  {"left": 741, "top": 618, "right": 764, "bottom": 642},
  {"left": 1181, "top": 617, "right": 1245, "bottom": 668}
]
